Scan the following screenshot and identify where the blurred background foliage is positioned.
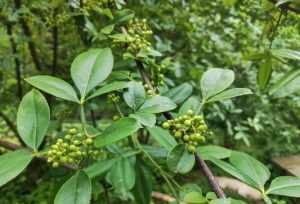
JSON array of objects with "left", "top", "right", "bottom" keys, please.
[{"left": 0, "top": 0, "right": 300, "bottom": 203}]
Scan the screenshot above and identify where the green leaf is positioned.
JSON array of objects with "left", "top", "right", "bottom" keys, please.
[
  {"left": 106, "top": 157, "right": 136, "bottom": 196},
  {"left": 54, "top": 171, "right": 91, "bottom": 204},
  {"left": 132, "top": 159, "right": 152, "bottom": 204},
  {"left": 167, "top": 144, "right": 195, "bottom": 174},
  {"left": 183, "top": 192, "right": 206, "bottom": 204},
  {"left": 17, "top": 90, "right": 50, "bottom": 150},
  {"left": 25, "top": 76, "right": 79, "bottom": 103},
  {"left": 229, "top": 151, "right": 270, "bottom": 189},
  {"left": 210, "top": 198, "right": 247, "bottom": 204},
  {"left": 179, "top": 96, "right": 201, "bottom": 115},
  {"left": 163, "top": 83, "right": 193, "bottom": 104},
  {"left": 270, "top": 69, "right": 300, "bottom": 98},
  {"left": 266, "top": 176, "right": 300, "bottom": 197},
  {"left": 147, "top": 126, "right": 177, "bottom": 151},
  {"left": 87, "top": 81, "right": 128, "bottom": 100},
  {"left": 94, "top": 117, "right": 140, "bottom": 147},
  {"left": 139, "top": 96, "right": 177, "bottom": 113},
  {"left": 71, "top": 48, "right": 114, "bottom": 98},
  {"left": 272, "top": 49, "right": 300, "bottom": 61},
  {"left": 206, "top": 88, "right": 252, "bottom": 103},
  {"left": 201, "top": 68, "right": 234, "bottom": 100},
  {"left": 84, "top": 158, "right": 117, "bottom": 178},
  {"left": 123, "top": 81, "right": 146, "bottom": 110},
  {"left": 258, "top": 58, "right": 272, "bottom": 90},
  {"left": 208, "top": 157, "right": 257, "bottom": 188},
  {"left": 0, "top": 150, "right": 33, "bottom": 187},
  {"left": 130, "top": 112, "right": 156, "bottom": 127},
  {"left": 197, "top": 145, "right": 232, "bottom": 160}
]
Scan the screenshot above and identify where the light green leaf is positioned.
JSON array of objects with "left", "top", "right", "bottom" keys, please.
[
  {"left": 167, "top": 144, "right": 195, "bottom": 174},
  {"left": 87, "top": 81, "right": 128, "bottom": 100},
  {"left": 84, "top": 158, "right": 117, "bottom": 178},
  {"left": 71, "top": 48, "right": 114, "bottom": 98},
  {"left": 183, "top": 192, "right": 206, "bottom": 204},
  {"left": 54, "top": 171, "right": 91, "bottom": 204},
  {"left": 123, "top": 81, "right": 146, "bottom": 110},
  {"left": 132, "top": 160, "right": 152, "bottom": 204},
  {"left": 94, "top": 117, "right": 140, "bottom": 147},
  {"left": 206, "top": 88, "right": 252, "bottom": 103},
  {"left": 130, "top": 112, "right": 156, "bottom": 127},
  {"left": 266, "top": 176, "right": 300, "bottom": 197},
  {"left": 208, "top": 157, "right": 257, "bottom": 188},
  {"left": 0, "top": 150, "right": 33, "bottom": 187},
  {"left": 106, "top": 157, "right": 136, "bottom": 195},
  {"left": 147, "top": 126, "right": 177, "bottom": 151},
  {"left": 17, "top": 90, "right": 50, "bottom": 150},
  {"left": 258, "top": 58, "right": 272, "bottom": 90},
  {"left": 139, "top": 96, "right": 177, "bottom": 113},
  {"left": 272, "top": 49, "right": 300, "bottom": 61},
  {"left": 163, "top": 83, "right": 193, "bottom": 104},
  {"left": 179, "top": 96, "right": 201, "bottom": 115},
  {"left": 229, "top": 151, "right": 270, "bottom": 189},
  {"left": 25, "top": 76, "right": 79, "bottom": 103},
  {"left": 270, "top": 69, "right": 300, "bottom": 98},
  {"left": 201, "top": 68, "right": 234, "bottom": 100},
  {"left": 197, "top": 145, "right": 232, "bottom": 160}
]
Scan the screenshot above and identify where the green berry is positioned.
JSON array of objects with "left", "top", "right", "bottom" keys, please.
[
  {"left": 52, "top": 162, "right": 59, "bottom": 168},
  {"left": 184, "top": 120, "right": 192, "bottom": 126},
  {"left": 188, "top": 145, "right": 196, "bottom": 153},
  {"left": 183, "top": 135, "right": 190, "bottom": 141},
  {"left": 65, "top": 134, "right": 71, "bottom": 140},
  {"left": 162, "top": 122, "right": 170, "bottom": 129},
  {"left": 85, "top": 138, "right": 93, "bottom": 145},
  {"left": 175, "top": 131, "right": 182, "bottom": 138},
  {"left": 69, "top": 128, "right": 77, "bottom": 134},
  {"left": 187, "top": 109, "right": 194, "bottom": 115}
]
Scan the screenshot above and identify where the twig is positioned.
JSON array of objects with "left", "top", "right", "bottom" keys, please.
[
  {"left": 269, "top": 9, "right": 284, "bottom": 49},
  {"left": 6, "top": 22, "right": 22, "bottom": 100},
  {"left": 135, "top": 59, "right": 226, "bottom": 198},
  {"left": 14, "top": 0, "right": 42, "bottom": 71},
  {"left": 268, "top": 0, "right": 300, "bottom": 14}
]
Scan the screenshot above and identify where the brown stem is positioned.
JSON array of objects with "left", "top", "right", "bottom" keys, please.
[
  {"left": 0, "top": 111, "right": 26, "bottom": 146},
  {"left": 135, "top": 60, "right": 226, "bottom": 198},
  {"left": 14, "top": 0, "right": 42, "bottom": 71},
  {"left": 195, "top": 154, "right": 226, "bottom": 198},
  {"left": 6, "top": 22, "right": 22, "bottom": 100}
]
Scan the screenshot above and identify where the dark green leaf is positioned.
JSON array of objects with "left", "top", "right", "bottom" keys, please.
[
  {"left": 123, "top": 81, "right": 145, "bottom": 110},
  {"left": 25, "top": 76, "right": 79, "bottom": 103},
  {"left": 229, "top": 151, "right": 270, "bottom": 189},
  {"left": 258, "top": 58, "right": 272, "bottom": 90},
  {"left": 139, "top": 96, "right": 177, "bottom": 113},
  {"left": 147, "top": 126, "right": 177, "bottom": 151},
  {"left": 0, "top": 150, "right": 33, "bottom": 187},
  {"left": 266, "top": 176, "right": 300, "bottom": 197},
  {"left": 197, "top": 145, "right": 232, "bottom": 160},
  {"left": 71, "top": 48, "right": 114, "bottom": 98},
  {"left": 201, "top": 68, "right": 234, "bottom": 100},
  {"left": 17, "top": 90, "right": 50, "bottom": 150},
  {"left": 163, "top": 83, "right": 193, "bottom": 104},
  {"left": 87, "top": 81, "right": 128, "bottom": 100},
  {"left": 130, "top": 112, "right": 156, "bottom": 127},
  {"left": 94, "top": 117, "right": 140, "bottom": 147},
  {"left": 84, "top": 158, "right": 117, "bottom": 178},
  {"left": 206, "top": 88, "right": 252, "bottom": 103},
  {"left": 54, "top": 171, "right": 91, "bottom": 204},
  {"left": 167, "top": 144, "right": 195, "bottom": 174}
]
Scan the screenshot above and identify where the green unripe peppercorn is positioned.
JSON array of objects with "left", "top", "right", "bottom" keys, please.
[
  {"left": 175, "top": 131, "right": 182, "bottom": 138},
  {"left": 183, "top": 135, "right": 190, "bottom": 141},
  {"left": 184, "top": 120, "right": 192, "bottom": 126},
  {"left": 188, "top": 145, "right": 196, "bottom": 153},
  {"left": 52, "top": 162, "right": 59, "bottom": 168},
  {"left": 162, "top": 122, "right": 170, "bottom": 129}
]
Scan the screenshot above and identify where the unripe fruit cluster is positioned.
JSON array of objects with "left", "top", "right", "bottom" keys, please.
[
  {"left": 83, "top": 0, "right": 115, "bottom": 10},
  {"left": 126, "top": 18, "right": 153, "bottom": 54},
  {"left": 144, "top": 84, "right": 157, "bottom": 96},
  {"left": 47, "top": 128, "right": 100, "bottom": 168},
  {"left": 162, "top": 110, "right": 208, "bottom": 153},
  {"left": 107, "top": 93, "right": 120, "bottom": 103}
]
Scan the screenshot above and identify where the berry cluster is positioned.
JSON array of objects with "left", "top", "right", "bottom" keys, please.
[
  {"left": 126, "top": 18, "right": 153, "bottom": 54},
  {"left": 107, "top": 93, "right": 120, "bottom": 103},
  {"left": 162, "top": 110, "right": 207, "bottom": 153},
  {"left": 47, "top": 128, "right": 100, "bottom": 167},
  {"left": 144, "top": 84, "right": 157, "bottom": 96},
  {"left": 82, "top": 0, "right": 116, "bottom": 11}
]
